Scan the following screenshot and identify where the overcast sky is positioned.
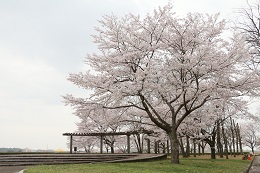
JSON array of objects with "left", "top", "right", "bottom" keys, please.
[{"left": 0, "top": 0, "right": 256, "bottom": 151}]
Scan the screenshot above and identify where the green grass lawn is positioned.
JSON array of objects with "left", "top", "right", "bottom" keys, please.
[{"left": 24, "top": 156, "right": 250, "bottom": 173}]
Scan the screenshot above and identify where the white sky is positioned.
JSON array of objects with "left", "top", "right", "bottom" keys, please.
[{"left": 0, "top": 0, "right": 257, "bottom": 151}]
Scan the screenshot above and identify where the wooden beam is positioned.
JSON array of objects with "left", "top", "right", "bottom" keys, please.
[
  {"left": 100, "top": 135, "right": 103, "bottom": 154},
  {"left": 70, "top": 135, "right": 73, "bottom": 154},
  {"left": 146, "top": 139, "right": 150, "bottom": 153},
  {"left": 127, "top": 134, "right": 130, "bottom": 154},
  {"left": 63, "top": 131, "right": 139, "bottom": 137}
]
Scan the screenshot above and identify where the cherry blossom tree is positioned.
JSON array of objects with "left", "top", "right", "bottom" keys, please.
[
  {"left": 122, "top": 110, "right": 160, "bottom": 153},
  {"left": 241, "top": 122, "right": 259, "bottom": 154},
  {"left": 71, "top": 107, "right": 128, "bottom": 153},
  {"left": 64, "top": 4, "right": 260, "bottom": 164},
  {"left": 69, "top": 136, "right": 97, "bottom": 153},
  {"left": 237, "top": 0, "right": 260, "bottom": 68},
  {"left": 186, "top": 98, "right": 251, "bottom": 159}
]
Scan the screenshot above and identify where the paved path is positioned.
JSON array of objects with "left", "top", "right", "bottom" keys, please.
[
  {"left": 0, "top": 166, "right": 27, "bottom": 173},
  {"left": 249, "top": 156, "right": 260, "bottom": 173}
]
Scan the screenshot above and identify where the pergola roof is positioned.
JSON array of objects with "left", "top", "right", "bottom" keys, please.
[
  {"left": 62, "top": 131, "right": 140, "bottom": 137},
  {"left": 63, "top": 130, "right": 156, "bottom": 154}
]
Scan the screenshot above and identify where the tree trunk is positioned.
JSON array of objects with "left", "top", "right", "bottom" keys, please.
[
  {"left": 178, "top": 135, "right": 187, "bottom": 157},
  {"left": 84, "top": 146, "right": 90, "bottom": 153},
  {"left": 162, "top": 142, "right": 166, "bottom": 153},
  {"left": 111, "top": 145, "right": 114, "bottom": 153},
  {"left": 230, "top": 118, "right": 236, "bottom": 157},
  {"left": 252, "top": 146, "right": 254, "bottom": 154},
  {"left": 233, "top": 120, "right": 239, "bottom": 155},
  {"left": 221, "top": 121, "right": 229, "bottom": 159},
  {"left": 202, "top": 129, "right": 216, "bottom": 159},
  {"left": 179, "top": 140, "right": 184, "bottom": 156},
  {"left": 210, "top": 145, "right": 216, "bottom": 159},
  {"left": 134, "top": 134, "right": 143, "bottom": 153},
  {"left": 229, "top": 144, "right": 232, "bottom": 155},
  {"left": 251, "top": 143, "right": 255, "bottom": 154},
  {"left": 198, "top": 142, "right": 201, "bottom": 156},
  {"left": 167, "top": 140, "right": 170, "bottom": 154},
  {"left": 211, "top": 133, "right": 217, "bottom": 159},
  {"left": 186, "top": 135, "right": 190, "bottom": 157},
  {"left": 169, "top": 130, "right": 180, "bottom": 164},
  {"left": 201, "top": 141, "right": 205, "bottom": 155},
  {"left": 193, "top": 139, "right": 196, "bottom": 157},
  {"left": 237, "top": 124, "right": 243, "bottom": 155},
  {"left": 235, "top": 134, "right": 239, "bottom": 154},
  {"left": 217, "top": 121, "right": 223, "bottom": 158}
]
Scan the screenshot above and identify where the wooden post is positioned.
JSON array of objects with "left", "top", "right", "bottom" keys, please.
[
  {"left": 127, "top": 134, "right": 130, "bottom": 153},
  {"left": 100, "top": 135, "right": 103, "bottom": 154},
  {"left": 70, "top": 135, "right": 73, "bottom": 154},
  {"left": 162, "top": 142, "right": 166, "bottom": 153},
  {"left": 154, "top": 140, "right": 157, "bottom": 154},
  {"left": 193, "top": 139, "right": 196, "bottom": 157},
  {"left": 198, "top": 142, "right": 201, "bottom": 156},
  {"left": 166, "top": 140, "right": 169, "bottom": 154},
  {"left": 157, "top": 141, "right": 160, "bottom": 153},
  {"left": 147, "top": 139, "right": 150, "bottom": 153}
]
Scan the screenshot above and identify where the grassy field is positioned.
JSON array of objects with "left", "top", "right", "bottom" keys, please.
[{"left": 24, "top": 155, "right": 250, "bottom": 173}]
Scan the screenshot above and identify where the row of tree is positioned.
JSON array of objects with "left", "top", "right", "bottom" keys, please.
[
  {"left": 69, "top": 108, "right": 259, "bottom": 159},
  {"left": 64, "top": 2, "right": 260, "bottom": 164}
]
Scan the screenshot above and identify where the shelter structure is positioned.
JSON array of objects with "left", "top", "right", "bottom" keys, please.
[{"left": 63, "top": 131, "right": 142, "bottom": 154}]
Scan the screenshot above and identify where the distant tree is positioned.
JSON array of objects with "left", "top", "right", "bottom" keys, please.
[
  {"left": 64, "top": 4, "right": 260, "bottom": 164},
  {"left": 0, "top": 148, "right": 23, "bottom": 153},
  {"left": 242, "top": 123, "right": 259, "bottom": 154},
  {"left": 180, "top": 98, "right": 250, "bottom": 159},
  {"left": 123, "top": 112, "right": 157, "bottom": 153},
  {"left": 115, "top": 135, "right": 128, "bottom": 153},
  {"left": 200, "top": 123, "right": 218, "bottom": 159},
  {"left": 71, "top": 136, "right": 97, "bottom": 153},
  {"left": 74, "top": 108, "right": 126, "bottom": 153}
]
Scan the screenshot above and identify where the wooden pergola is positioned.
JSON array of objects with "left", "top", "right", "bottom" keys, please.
[{"left": 63, "top": 131, "right": 140, "bottom": 154}]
